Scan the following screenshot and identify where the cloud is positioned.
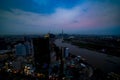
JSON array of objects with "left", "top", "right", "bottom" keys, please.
[
  {"left": 0, "top": 7, "right": 80, "bottom": 34},
  {"left": 0, "top": 0, "right": 120, "bottom": 35}
]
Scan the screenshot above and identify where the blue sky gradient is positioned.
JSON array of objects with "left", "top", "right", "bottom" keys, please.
[{"left": 0, "top": 0, "right": 120, "bottom": 35}]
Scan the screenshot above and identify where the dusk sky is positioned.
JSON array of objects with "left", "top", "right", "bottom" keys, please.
[{"left": 0, "top": 0, "right": 120, "bottom": 35}]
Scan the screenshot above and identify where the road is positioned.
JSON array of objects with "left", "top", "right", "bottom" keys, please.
[{"left": 55, "top": 39, "right": 120, "bottom": 73}]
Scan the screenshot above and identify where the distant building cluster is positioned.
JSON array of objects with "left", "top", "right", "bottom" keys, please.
[{"left": 0, "top": 34, "right": 120, "bottom": 80}]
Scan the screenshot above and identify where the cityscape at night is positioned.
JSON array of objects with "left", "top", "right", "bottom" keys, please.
[{"left": 0, "top": 0, "right": 120, "bottom": 80}]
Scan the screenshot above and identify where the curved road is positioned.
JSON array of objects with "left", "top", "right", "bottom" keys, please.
[{"left": 55, "top": 39, "right": 120, "bottom": 73}]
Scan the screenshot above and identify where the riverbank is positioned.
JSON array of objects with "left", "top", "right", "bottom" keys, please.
[
  {"left": 55, "top": 39, "right": 120, "bottom": 74},
  {"left": 63, "top": 38, "right": 120, "bottom": 57}
]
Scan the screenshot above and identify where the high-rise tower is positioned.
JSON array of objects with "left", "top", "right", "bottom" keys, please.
[{"left": 32, "top": 37, "right": 50, "bottom": 77}]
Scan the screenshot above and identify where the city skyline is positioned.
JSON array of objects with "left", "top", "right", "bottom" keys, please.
[{"left": 0, "top": 0, "right": 120, "bottom": 35}]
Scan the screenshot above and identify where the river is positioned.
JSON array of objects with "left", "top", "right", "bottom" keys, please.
[{"left": 55, "top": 39, "right": 120, "bottom": 73}]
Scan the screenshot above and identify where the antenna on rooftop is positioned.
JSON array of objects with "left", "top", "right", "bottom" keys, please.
[{"left": 62, "top": 29, "right": 64, "bottom": 41}]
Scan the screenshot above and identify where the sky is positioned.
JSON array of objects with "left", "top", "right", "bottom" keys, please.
[{"left": 0, "top": 0, "right": 120, "bottom": 35}]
